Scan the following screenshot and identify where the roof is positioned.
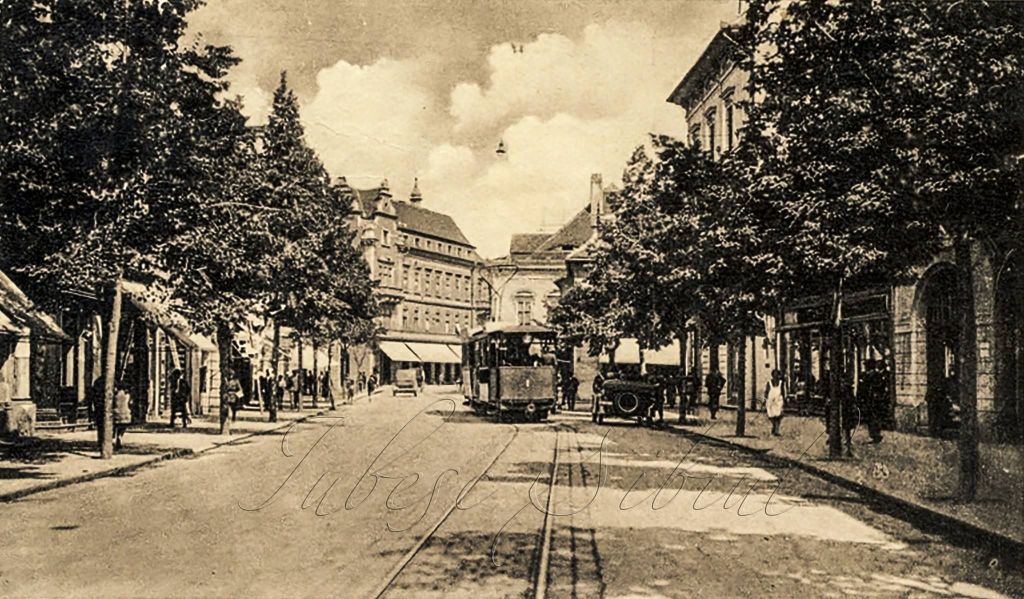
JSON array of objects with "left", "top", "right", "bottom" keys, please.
[
  {"left": 395, "top": 201, "right": 474, "bottom": 247},
  {"left": 0, "top": 270, "right": 70, "bottom": 342},
  {"left": 510, "top": 233, "right": 551, "bottom": 255},
  {"left": 352, "top": 187, "right": 385, "bottom": 216},
  {"left": 469, "top": 321, "right": 553, "bottom": 338},
  {"left": 667, "top": 24, "right": 743, "bottom": 109},
  {"left": 535, "top": 208, "right": 592, "bottom": 253}
]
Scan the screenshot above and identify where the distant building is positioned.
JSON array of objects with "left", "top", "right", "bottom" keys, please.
[
  {"left": 493, "top": 174, "right": 619, "bottom": 401},
  {"left": 491, "top": 174, "right": 614, "bottom": 327},
  {"left": 344, "top": 178, "right": 489, "bottom": 385}
]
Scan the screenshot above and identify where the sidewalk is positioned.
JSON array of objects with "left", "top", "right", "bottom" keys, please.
[
  {"left": 0, "top": 405, "right": 338, "bottom": 502},
  {"left": 672, "top": 406, "right": 1024, "bottom": 549}
]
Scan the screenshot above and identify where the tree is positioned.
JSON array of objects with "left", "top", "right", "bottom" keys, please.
[
  {"left": 258, "top": 73, "right": 379, "bottom": 410},
  {"left": 744, "top": 0, "right": 1024, "bottom": 487},
  {"left": 0, "top": 0, "right": 246, "bottom": 455}
]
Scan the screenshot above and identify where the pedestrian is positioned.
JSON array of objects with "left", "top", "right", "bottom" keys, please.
[
  {"left": 289, "top": 370, "right": 301, "bottom": 410},
  {"left": 358, "top": 371, "right": 367, "bottom": 393},
  {"left": 345, "top": 377, "right": 355, "bottom": 404},
  {"left": 840, "top": 372, "right": 859, "bottom": 457},
  {"left": 764, "top": 369, "right": 785, "bottom": 437},
  {"left": 650, "top": 376, "right": 665, "bottom": 426},
  {"left": 705, "top": 367, "right": 725, "bottom": 420},
  {"left": 320, "top": 369, "right": 333, "bottom": 410},
  {"left": 681, "top": 373, "right": 697, "bottom": 423},
  {"left": 367, "top": 372, "right": 377, "bottom": 396},
  {"left": 565, "top": 375, "right": 579, "bottom": 411},
  {"left": 169, "top": 368, "right": 191, "bottom": 428},
  {"left": 865, "top": 360, "right": 888, "bottom": 443},
  {"left": 275, "top": 374, "right": 286, "bottom": 412},
  {"left": 113, "top": 384, "right": 132, "bottom": 450},
  {"left": 223, "top": 369, "right": 243, "bottom": 424}
]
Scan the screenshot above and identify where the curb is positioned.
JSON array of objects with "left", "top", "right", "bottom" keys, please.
[
  {"left": 0, "top": 411, "right": 326, "bottom": 504},
  {"left": 668, "top": 423, "right": 1024, "bottom": 562}
]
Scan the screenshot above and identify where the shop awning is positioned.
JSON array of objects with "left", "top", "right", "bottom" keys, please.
[
  {"left": 379, "top": 340, "right": 421, "bottom": 363},
  {"left": 405, "top": 342, "right": 461, "bottom": 364},
  {"left": 122, "top": 281, "right": 197, "bottom": 346},
  {"left": 599, "top": 338, "right": 680, "bottom": 366},
  {"left": 190, "top": 334, "right": 217, "bottom": 352},
  {"left": 646, "top": 340, "right": 681, "bottom": 366},
  {"left": 446, "top": 344, "right": 463, "bottom": 361},
  {"left": 0, "top": 270, "right": 70, "bottom": 342}
]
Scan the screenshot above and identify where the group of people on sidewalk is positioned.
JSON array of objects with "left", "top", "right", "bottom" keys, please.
[{"left": 586, "top": 359, "right": 890, "bottom": 455}]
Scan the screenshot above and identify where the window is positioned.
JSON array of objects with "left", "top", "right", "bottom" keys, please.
[
  {"left": 515, "top": 293, "right": 534, "bottom": 325},
  {"left": 726, "top": 103, "right": 735, "bottom": 152},
  {"left": 414, "top": 237, "right": 420, "bottom": 247},
  {"left": 414, "top": 268, "right": 421, "bottom": 293},
  {"left": 690, "top": 124, "right": 702, "bottom": 150},
  {"left": 424, "top": 270, "right": 432, "bottom": 296},
  {"left": 403, "top": 265, "right": 410, "bottom": 289},
  {"left": 381, "top": 229, "right": 391, "bottom": 246},
  {"left": 706, "top": 112, "right": 716, "bottom": 158}
]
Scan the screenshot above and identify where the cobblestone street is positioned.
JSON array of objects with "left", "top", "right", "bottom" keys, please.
[{"left": 1, "top": 388, "right": 1019, "bottom": 598}]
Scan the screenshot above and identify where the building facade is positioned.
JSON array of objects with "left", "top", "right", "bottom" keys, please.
[
  {"left": 667, "top": 22, "right": 770, "bottom": 410},
  {"left": 666, "top": 21, "right": 1022, "bottom": 443},
  {"left": 345, "top": 178, "right": 489, "bottom": 385}
]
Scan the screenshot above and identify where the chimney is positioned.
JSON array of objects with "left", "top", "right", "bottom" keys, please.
[
  {"left": 379, "top": 178, "right": 391, "bottom": 198},
  {"left": 410, "top": 177, "right": 423, "bottom": 203},
  {"left": 589, "top": 173, "right": 605, "bottom": 226}
]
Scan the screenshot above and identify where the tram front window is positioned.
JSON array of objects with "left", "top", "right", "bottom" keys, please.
[{"left": 497, "top": 334, "right": 556, "bottom": 366}]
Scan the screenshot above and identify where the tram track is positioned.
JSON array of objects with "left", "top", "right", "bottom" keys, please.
[
  {"left": 537, "top": 422, "right": 606, "bottom": 599},
  {"left": 372, "top": 417, "right": 605, "bottom": 599},
  {"left": 369, "top": 422, "right": 521, "bottom": 599}
]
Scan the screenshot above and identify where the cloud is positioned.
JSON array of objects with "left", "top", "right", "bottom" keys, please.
[
  {"left": 302, "top": 57, "right": 442, "bottom": 187},
  {"left": 450, "top": 21, "right": 688, "bottom": 137},
  {"left": 232, "top": 19, "right": 698, "bottom": 258}
]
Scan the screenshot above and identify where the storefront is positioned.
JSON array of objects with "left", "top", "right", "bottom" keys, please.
[
  {"left": 377, "top": 339, "right": 462, "bottom": 385},
  {"left": 777, "top": 289, "right": 894, "bottom": 419}
]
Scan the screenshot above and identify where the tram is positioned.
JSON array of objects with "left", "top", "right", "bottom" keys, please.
[{"left": 462, "top": 322, "right": 558, "bottom": 421}]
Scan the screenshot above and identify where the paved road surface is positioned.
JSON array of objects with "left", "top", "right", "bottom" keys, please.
[{"left": 0, "top": 387, "right": 1019, "bottom": 598}]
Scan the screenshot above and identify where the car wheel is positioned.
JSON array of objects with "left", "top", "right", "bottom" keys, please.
[{"left": 613, "top": 392, "right": 640, "bottom": 416}]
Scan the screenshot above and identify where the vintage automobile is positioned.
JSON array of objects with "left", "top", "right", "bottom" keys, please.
[
  {"left": 394, "top": 368, "right": 421, "bottom": 396},
  {"left": 463, "top": 322, "right": 557, "bottom": 422},
  {"left": 592, "top": 379, "right": 661, "bottom": 425}
]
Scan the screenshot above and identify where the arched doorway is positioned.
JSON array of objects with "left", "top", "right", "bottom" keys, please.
[
  {"left": 996, "top": 258, "right": 1024, "bottom": 443},
  {"left": 922, "top": 264, "right": 960, "bottom": 437}
]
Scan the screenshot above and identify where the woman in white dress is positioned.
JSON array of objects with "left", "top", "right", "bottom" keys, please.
[{"left": 764, "top": 369, "right": 785, "bottom": 437}]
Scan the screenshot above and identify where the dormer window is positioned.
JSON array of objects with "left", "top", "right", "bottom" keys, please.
[{"left": 381, "top": 229, "right": 391, "bottom": 246}]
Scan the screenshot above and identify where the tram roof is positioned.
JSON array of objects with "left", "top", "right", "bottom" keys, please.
[{"left": 467, "top": 321, "right": 554, "bottom": 339}]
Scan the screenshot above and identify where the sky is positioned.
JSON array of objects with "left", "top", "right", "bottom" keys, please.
[{"left": 187, "top": 0, "right": 742, "bottom": 257}]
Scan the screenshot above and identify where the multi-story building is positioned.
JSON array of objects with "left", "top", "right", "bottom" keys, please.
[
  {"left": 666, "top": 21, "right": 770, "bottom": 410},
  {"left": 666, "top": 20, "right": 1022, "bottom": 443},
  {"left": 345, "top": 178, "right": 489, "bottom": 385}
]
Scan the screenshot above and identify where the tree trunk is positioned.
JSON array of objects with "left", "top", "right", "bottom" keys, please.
[
  {"left": 99, "top": 280, "right": 123, "bottom": 459},
  {"left": 216, "top": 322, "right": 233, "bottom": 435},
  {"left": 296, "top": 335, "right": 304, "bottom": 412},
  {"left": 736, "top": 335, "right": 747, "bottom": 437},
  {"left": 750, "top": 335, "right": 758, "bottom": 411},
  {"left": 312, "top": 339, "right": 319, "bottom": 407},
  {"left": 827, "top": 325, "right": 843, "bottom": 458},
  {"left": 272, "top": 320, "right": 281, "bottom": 375},
  {"left": 955, "top": 237, "right": 980, "bottom": 500},
  {"left": 678, "top": 330, "right": 687, "bottom": 422}
]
